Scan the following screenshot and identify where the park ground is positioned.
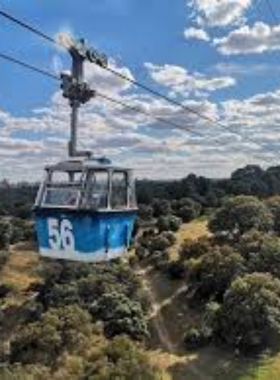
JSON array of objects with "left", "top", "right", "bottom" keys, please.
[{"left": 1, "top": 222, "right": 280, "bottom": 380}]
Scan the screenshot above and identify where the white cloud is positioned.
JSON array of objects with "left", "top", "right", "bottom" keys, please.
[
  {"left": 215, "top": 22, "right": 280, "bottom": 55},
  {"left": 184, "top": 27, "right": 210, "bottom": 41},
  {"left": 145, "top": 62, "right": 236, "bottom": 96},
  {"left": 2, "top": 56, "right": 280, "bottom": 181},
  {"left": 214, "top": 62, "right": 280, "bottom": 76},
  {"left": 189, "top": 0, "right": 252, "bottom": 27}
]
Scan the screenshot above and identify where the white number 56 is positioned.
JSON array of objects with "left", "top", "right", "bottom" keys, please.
[{"left": 48, "top": 218, "right": 75, "bottom": 251}]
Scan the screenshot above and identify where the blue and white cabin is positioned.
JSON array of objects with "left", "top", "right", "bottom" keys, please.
[{"left": 33, "top": 158, "right": 137, "bottom": 262}]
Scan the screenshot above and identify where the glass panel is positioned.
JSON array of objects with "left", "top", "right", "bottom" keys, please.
[
  {"left": 41, "top": 170, "right": 83, "bottom": 208},
  {"left": 51, "top": 171, "right": 83, "bottom": 185},
  {"left": 87, "top": 171, "right": 109, "bottom": 209},
  {"left": 43, "top": 188, "right": 80, "bottom": 207},
  {"left": 111, "top": 171, "right": 127, "bottom": 209}
]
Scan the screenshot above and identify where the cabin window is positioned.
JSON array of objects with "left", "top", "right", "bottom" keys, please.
[
  {"left": 42, "top": 170, "right": 83, "bottom": 208},
  {"left": 87, "top": 171, "right": 109, "bottom": 209},
  {"left": 111, "top": 171, "right": 127, "bottom": 209}
]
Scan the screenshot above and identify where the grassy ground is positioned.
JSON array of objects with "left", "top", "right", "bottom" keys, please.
[
  {"left": 1, "top": 243, "right": 41, "bottom": 301},
  {"left": 169, "top": 219, "right": 210, "bottom": 260}
]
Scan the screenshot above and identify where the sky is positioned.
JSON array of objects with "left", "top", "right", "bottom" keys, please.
[{"left": 1, "top": 0, "right": 280, "bottom": 181}]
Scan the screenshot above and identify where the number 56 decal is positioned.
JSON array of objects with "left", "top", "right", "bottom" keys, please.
[{"left": 47, "top": 218, "right": 75, "bottom": 251}]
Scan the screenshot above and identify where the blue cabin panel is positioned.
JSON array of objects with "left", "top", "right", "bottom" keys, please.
[{"left": 34, "top": 210, "right": 136, "bottom": 262}]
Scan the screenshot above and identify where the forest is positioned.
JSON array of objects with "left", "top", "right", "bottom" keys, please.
[{"left": 2, "top": 164, "right": 280, "bottom": 379}]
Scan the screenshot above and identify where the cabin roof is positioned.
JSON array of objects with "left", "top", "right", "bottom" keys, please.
[{"left": 45, "top": 158, "right": 132, "bottom": 172}]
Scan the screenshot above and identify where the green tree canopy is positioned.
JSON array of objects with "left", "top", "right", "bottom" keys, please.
[
  {"left": 188, "top": 246, "right": 245, "bottom": 301},
  {"left": 216, "top": 273, "right": 280, "bottom": 351},
  {"left": 209, "top": 196, "right": 273, "bottom": 238}
]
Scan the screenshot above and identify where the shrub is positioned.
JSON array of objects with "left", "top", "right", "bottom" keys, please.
[
  {"left": 209, "top": 196, "right": 274, "bottom": 239},
  {"left": 148, "top": 250, "right": 169, "bottom": 270},
  {"left": 161, "top": 231, "right": 176, "bottom": 245},
  {"left": 152, "top": 199, "right": 171, "bottom": 218},
  {"left": 184, "top": 327, "right": 211, "bottom": 349},
  {"left": 188, "top": 246, "right": 245, "bottom": 302},
  {"left": 173, "top": 198, "right": 202, "bottom": 223},
  {"left": 10, "top": 305, "right": 93, "bottom": 365},
  {"left": 150, "top": 235, "right": 173, "bottom": 252},
  {"left": 90, "top": 291, "right": 149, "bottom": 341},
  {"left": 85, "top": 336, "right": 161, "bottom": 380},
  {"left": 179, "top": 237, "right": 212, "bottom": 261},
  {"left": 157, "top": 215, "right": 182, "bottom": 233},
  {"left": 0, "top": 220, "right": 12, "bottom": 250},
  {"left": 216, "top": 273, "right": 280, "bottom": 352}
]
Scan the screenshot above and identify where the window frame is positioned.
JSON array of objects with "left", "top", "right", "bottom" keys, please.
[
  {"left": 40, "top": 169, "right": 85, "bottom": 209},
  {"left": 84, "top": 169, "right": 110, "bottom": 210},
  {"left": 110, "top": 170, "right": 129, "bottom": 210}
]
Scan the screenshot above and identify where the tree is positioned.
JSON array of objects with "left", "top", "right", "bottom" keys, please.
[
  {"left": 84, "top": 336, "right": 162, "bottom": 380},
  {"left": 157, "top": 215, "right": 182, "bottom": 233},
  {"left": 149, "top": 234, "right": 173, "bottom": 252},
  {"left": 173, "top": 198, "right": 201, "bottom": 223},
  {"left": 90, "top": 291, "right": 149, "bottom": 341},
  {"left": 10, "top": 305, "right": 93, "bottom": 365},
  {"left": 266, "top": 196, "right": 280, "bottom": 233},
  {"left": 138, "top": 204, "right": 154, "bottom": 221},
  {"left": 152, "top": 199, "right": 171, "bottom": 218},
  {"left": 188, "top": 246, "right": 245, "bottom": 301},
  {"left": 209, "top": 196, "right": 273, "bottom": 239},
  {"left": 0, "top": 220, "right": 12, "bottom": 250},
  {"left": 247, "top": 235, "right": 280, "bottom": 279},
  {"left": 179, "top": 237, "right": 212, "bottom": 261},
  {"left": 216, "top": 273, "right": 280, "bottom": 351},
  {"left": 230, "top": 165, "right": 269, "bottom": 197}
]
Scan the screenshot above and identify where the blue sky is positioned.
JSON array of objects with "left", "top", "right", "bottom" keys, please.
[{"left": 1, "top": 0, "right": 280, "bottom": 180}]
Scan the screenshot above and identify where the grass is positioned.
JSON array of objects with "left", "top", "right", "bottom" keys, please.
[
  {"left": 169, "top": 219, "right": 210, "bottom": 260},
  {"left": 213, "top": 353, "right": 280, "bottom": 380},
  {"left": 1, "top": 250, "right": 40, "bottom": 291}
]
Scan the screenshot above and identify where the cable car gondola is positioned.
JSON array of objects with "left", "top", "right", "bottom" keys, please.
[
  {"left": 34, "top": 157, "right": 137, "bottom": 261},
  {"left": 33, "top": 38, "right": 137, "bottom": 262}
]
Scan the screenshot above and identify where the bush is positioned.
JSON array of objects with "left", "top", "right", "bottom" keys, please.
[
  {"left": 90, "top": 291, "right": 149, "bottom": 341},
  {"left": 0, "top": 220, "right": 12, "bottom": 250},
  {"left": 184, "top": 327, "right": 211, "bottom": 349},
  {"left": 157, "top": 215, "right": 182, "bottom": 233},
  {"left": 161, "top": 231, "right": 176, "bottom": 245},
  {"left": 152, "top": 199, "right": 171, "bottom": 218},
  {"left": 216, "top": 273, "right": 280, "bottom": 352},
  {"left": 148, "top": 250, "right": 169, "bottom": 270},
  {"left": 10, "top": 305, "right": 93, "bottom": 365},
  {"left": 150, "top": 235, "right": 173, "bottom": 252},
  {"left": 85, "top": 336, "right": 162, "bottom": 380},
  {"left": 138, "top": 204, "right": 154, "bottom": 221},
  {"left": 179, "top": 237, "right": 212, "bottom": 261},
  {"left": 188, "top": 246, "right": 245, "bottom": 302},
  {"left": 209, "top": 196, "right": 274, "bottom": 239},
  {"left": 173, "top": 198, "right": 202, "bottom": 223},
  {"left": 135, "top": 246, "right": 150, "bottom": 260}
]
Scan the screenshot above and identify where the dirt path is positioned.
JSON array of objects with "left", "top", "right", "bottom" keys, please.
[
  {"left": 136, "top": 221, "right": 217, "bottom": 380},
  {"left": 139, "top": 267, "right": 177, "bottom": 354},
  {"left": 137, "top": 265, "right": 214, "bottom": 380}
]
